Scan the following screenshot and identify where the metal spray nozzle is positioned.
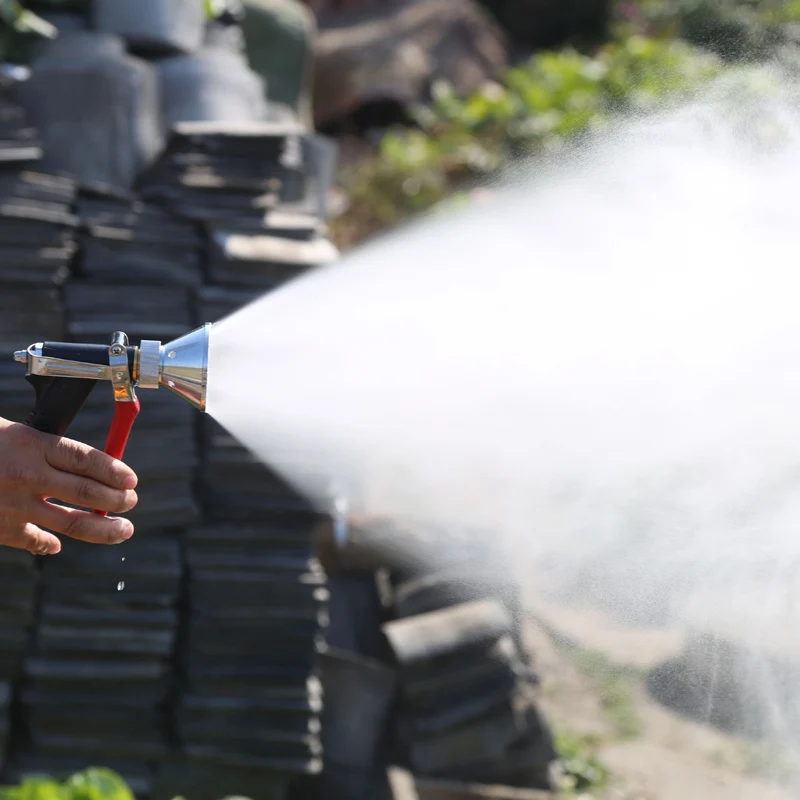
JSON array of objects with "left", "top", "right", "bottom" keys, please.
[{"left": 15, "top": 323, "right": 213, "bottom": 412}]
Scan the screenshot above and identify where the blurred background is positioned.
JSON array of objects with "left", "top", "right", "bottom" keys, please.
[{"left": 0, "top": 2, "right": 799, "bottom": 800}]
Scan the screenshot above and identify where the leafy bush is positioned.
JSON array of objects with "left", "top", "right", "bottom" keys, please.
[
  {"left": 553, "top": 729, "right": 610, "bottom": 794},
  {"left": 0, "top": 769, "right": 134, "bottom": 800},
  {"left": 332, "top": 35, "right": 720, "bottom": 249},
  {"left": 616, "top": 0, "right": 800, "bottom": 59}
]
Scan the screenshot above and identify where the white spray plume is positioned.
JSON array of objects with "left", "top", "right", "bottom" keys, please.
[{"left": 209, "top": 62, "right": 800, "bottom": 753}]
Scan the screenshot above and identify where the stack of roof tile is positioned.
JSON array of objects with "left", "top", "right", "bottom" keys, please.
[
  {"left": 14, "top": 534, "right": 182, "bottom": 797},
  {"left": 0, "top": 76, "right": 77, "bottom": 418},
  {"left": 0, "top": 549, "right": 38, "bottom": 775},
  {"left": 384, "top": 599, "right": 556, "bottom": 790}
]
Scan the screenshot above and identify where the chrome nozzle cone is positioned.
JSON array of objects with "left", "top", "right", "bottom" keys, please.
[{"left": 158, "top": 323, "right": 212, "bottom": 411}]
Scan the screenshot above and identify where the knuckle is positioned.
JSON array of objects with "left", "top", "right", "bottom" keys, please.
[
  {"left": 106, "top": 490, "right": 132, "bottom": 514},
  {"left": 59, "top": 440, "right": 95, "bottom": 473},
  {"left": 74, "top": 479, "right": 97, "bottom": 507},
  {"left": 62, "top": 512, "right": 85, "bottom": 540},
  {"left": 6, "top": 422, "right": 38, "bottom": 449},
  {"left": 94, "top": 519, "right": 121, "bottom": 545},
  {"left": 61, "top": 511, "right": 116, "bottom": 545},
  {"left": 25, "top": 535, "right": 46, "bottom": 555}
]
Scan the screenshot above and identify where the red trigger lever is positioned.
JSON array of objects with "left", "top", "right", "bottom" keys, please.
[{"left": 94, "top": 332, "right": 140, "bottom": 517}]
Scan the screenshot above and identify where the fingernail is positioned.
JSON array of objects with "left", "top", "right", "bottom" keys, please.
[{"left": 125, "top": 490, "right": 139, "bottom": 510}]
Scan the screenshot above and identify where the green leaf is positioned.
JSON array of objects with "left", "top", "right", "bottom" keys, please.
[
  {"left": 63, "top": 769, "right": 134, "bottom": 800},
  {"left": 0, "top": 0, "right": 57, "bottom": 37},
  {"left": 0, "top": 777, "right": 63, "bottom": 800}
]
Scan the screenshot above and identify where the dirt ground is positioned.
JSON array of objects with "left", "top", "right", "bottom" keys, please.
[{"left": 526, "top": 599, "right": 800, "bottom": 800}]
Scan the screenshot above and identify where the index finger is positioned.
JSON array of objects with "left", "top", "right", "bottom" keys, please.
[{"left": 42, "top": 435, "right": 138, "bottom": 491}]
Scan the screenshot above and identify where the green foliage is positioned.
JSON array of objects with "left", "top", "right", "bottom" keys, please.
[
  {"left": 333, "top": 35, "right": 720, "bottom": 248},
  {"left": 554, "top": 729, "right": 611, "bottom": 794},
  {"left": 0, "top": 771, "right": 256, "bottom": 800},
  {"left": 0, "top": 769, "right": 134, "bottom": 800},
  {"left": 568, "top": 648, "right": 644, "bottom": 741},
  {"left": 204, "top": 0, "right": 233, "bottom": 20},
  {"left": 0, "top": 0, "right": 56, "bottom": 37},
  {"left": 616, "top": 0, "right": 800, "bottom": 60}
]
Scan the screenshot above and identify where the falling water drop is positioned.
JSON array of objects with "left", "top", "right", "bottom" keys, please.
[
  {"left": 121, "top": 557, "right": 126, "bottom": 562},
  {"left": 117, "top": 581, "right": 125, "bottom": 591}
]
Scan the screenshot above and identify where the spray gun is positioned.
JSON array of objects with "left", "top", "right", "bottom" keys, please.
[{"left": 13, "top": 324, "right": 212, "bottom": 513}]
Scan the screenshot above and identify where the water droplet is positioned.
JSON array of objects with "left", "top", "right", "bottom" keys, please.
[
  {"left": 117, "top": 581, "right": 125, "bottom": 591},
  {"left": 121, "top": 557, "right": 126, "bottom": 562}
]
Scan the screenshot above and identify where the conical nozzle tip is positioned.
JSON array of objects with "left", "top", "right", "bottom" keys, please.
[{"left": 159, "top": 323, "right": 211, "bottom": 411}]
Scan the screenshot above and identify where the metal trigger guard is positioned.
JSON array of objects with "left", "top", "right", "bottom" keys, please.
[
  {"left": 94, "top": 332, "right": 140, "bottom": 517},
  {"left": 109, "top": 331, "right": 136, "bottom": 403}
]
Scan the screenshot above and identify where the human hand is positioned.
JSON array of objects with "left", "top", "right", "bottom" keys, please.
[{"left": 0, "top": 416, "right": 138, "bottom": 555}]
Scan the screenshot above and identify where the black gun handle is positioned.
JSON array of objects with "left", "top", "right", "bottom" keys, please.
[{"left": 24, "top": 375, "right": 98, "bottom": 437}]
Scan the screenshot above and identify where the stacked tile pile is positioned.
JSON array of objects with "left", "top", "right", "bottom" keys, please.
[
  {"left": 204, "top": 216, "right": 336, "bottom": 291},
  {"left": 383, "top": 597, "right": 556, "bottom": 790},
  {"left": 174, "top": 515, "right": 327, "bottom": 795},
  {"left": 9, "top": 183, "right": 202, "bottom": 793},
  {"left": 156, "top": 391, "right": 331, "bottom": 798},
  {"left": 0, "top": 549, "right": 38, "bottom": 775},
  {"left": 10, "top": 186, "right": 205, "bottom": 793},
  {"left": 0, "top": 72, "right": 77, "bottom": 409},
  {"left": 138, "top": 121, "right": 309, "bottom": 225},
  {"left": 15, "top": 535, "right": 182, "bottom": 797},
  {"left": 0, "top": 74, "right": 74, "bottom": 777},
  {"left": 136, "top": 120, "right": 337, "bottom": 797},
  {"left": 77, "top": 183, "right": 204, "bottom": 286}
]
